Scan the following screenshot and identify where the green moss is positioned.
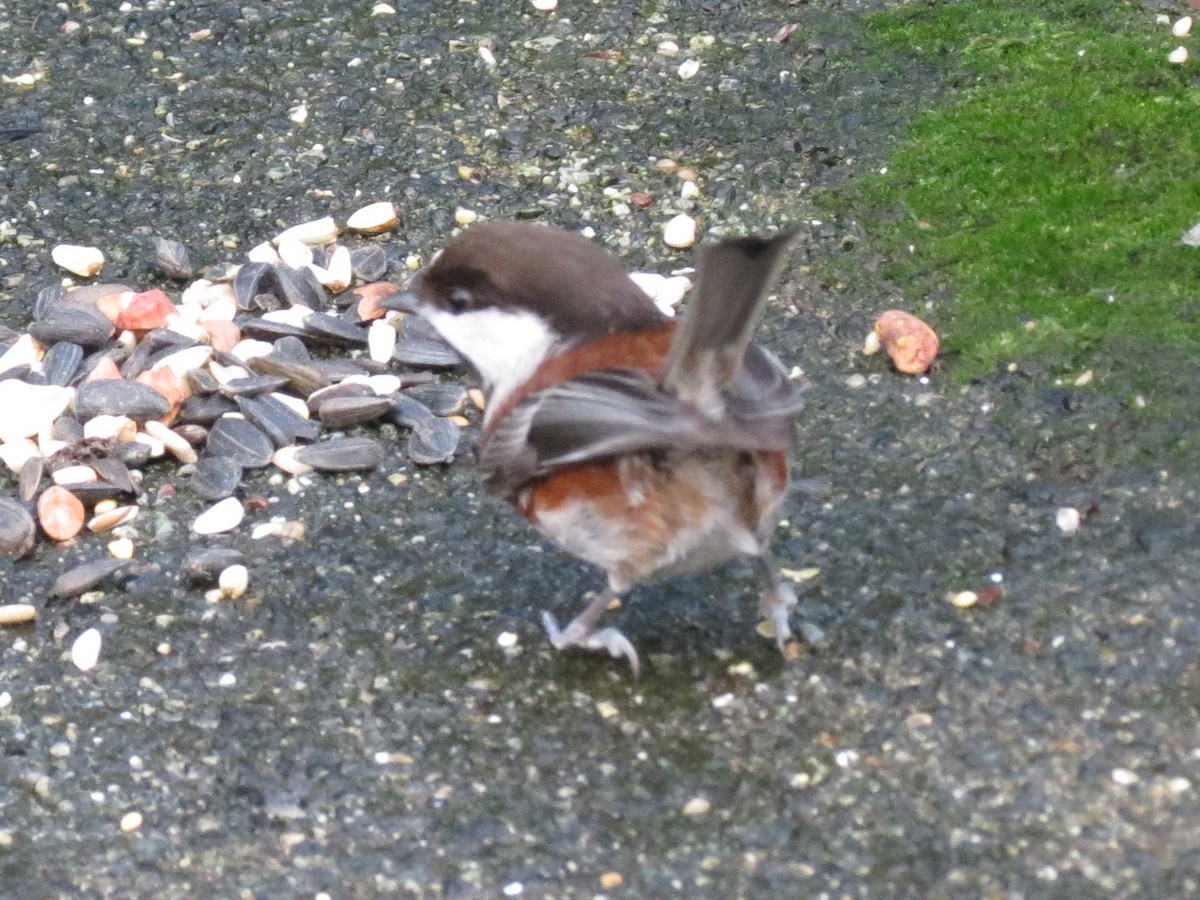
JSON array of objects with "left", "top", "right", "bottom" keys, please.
[{"left": 835, "top": 1, "right": 1200, "bottom": 385}]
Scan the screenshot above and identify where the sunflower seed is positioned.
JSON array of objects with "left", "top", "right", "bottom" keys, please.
[
  {"left": 237, "top": 319, "right": 309, "bottom": 343},
  {"left": 116, "top": 442, "right": 156, "bottom": 468},
  {"left": 190, "top": 456, "right": 243, "bottom": 500},
  {"left": 237, "top": 394, "right": 319, "bottom": 446},
  {"left": 233, "top": 261, "right": 277, "bottom": 310},
  {"left": 74, "top": 379, "right": 171, "bottom": 421},
  {"left": 64, "top": 481, "right": 129, "bottom": 504},
  {"left": 407, "top": 416, "right": 460, "bottom": 464},
  {"left": 185, "top": 367, "right": 221, "bottom": 395},
  {"left": 178, "top": 393, "right": 237, "bottom": 425},
  {"left": 28, "top": 306, "right": 115, "bottom": 348},
  {"left": 54, "top": 558, "right": 128, "bottom": 597},
  {"left": 91, "top": 458, "right": 138, "bottom": 495},
  {"left": 153, "top": 237, "right": 193, "bottom": 279},
  {"left": 18, "top": 457, "right": 44, "bottom": 503},
  {"left": 182, "top": 547, "right": 245, "bottom": 582},
  {"left": 218, "top": 374, "right": 291, "bottom": 398},
  {"left": 296, "top": 437, "right": 385, "bottom": 472},
  {"left": 403, "top": 382, "right": 468, "bottom": 416},
  {"left": 350, "top": 245, "right": 387, "bottom": 282},
  {"left": 389, "top": 394, "right": 436, "bottom": 428},
  {"left": 317, "top": 395, "right": 395, "bottom": 428},
  {"left": 273, "top": 264, "right": 329, "bottom": 308},
  {"left": 42, "top": 341, "right": 84, "bottom": 387},
  {"left": 271, "top": 335, "right": 311, "bottom": 362},
  {"left": 303, "top": 313, "right": 369, "bottom": 346},
  {"left": 205, "top": 417, "right": 274, "bottom": 468},
  {"left": 306, "top": 381, "right": 375, "bottom": 413},
  {"left": 391, "top": 338, "right": 463, "bottom": 368},
  {"left": 248, "top": 355, "right": 330, "bottom": 396},
  {"left": 0, "top": 499, "right": 36, "bottom": 560}
]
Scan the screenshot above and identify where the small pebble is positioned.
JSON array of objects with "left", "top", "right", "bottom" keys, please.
[
  {"left": 677, "top": 59, "right": 701, "bottom": 80},
  {"left": 1169, "top": 46, "right": 1188, "bottom": 65},
  {"left": 108, "top": 537, "right": 134, "bottom": 559},
  {"left": 1173, "top": 16, "right": 1192, "bottom": 38},
  {"left": 681, "top": 796, "right": 711, "bottom": 816},
  {"left": 119, "top": 811, "right": 144, "bottom": 833},
  {"left": 71, "top": 627, "right": 103, "bottom": 671},
  {"left": 1056, "top": 507, "right": 1081, "bottom": 535},
  {"left": 948, "top": 590, "right": 978, "bottom": 609},
  {"left": 530, "top": 0, "right": 557, "bottom": 10}
]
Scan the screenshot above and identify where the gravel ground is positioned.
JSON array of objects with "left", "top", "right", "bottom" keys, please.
[{"left": 3, "top": 2, "right": 1200, "bottom": 897}]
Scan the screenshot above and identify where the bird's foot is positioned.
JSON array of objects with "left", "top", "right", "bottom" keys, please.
[
  {"left": 759, "top": 580, "right": 797, "bottom": 651},
  {"left": 542, "top": 610, "right": 640, "bottom": 676}
]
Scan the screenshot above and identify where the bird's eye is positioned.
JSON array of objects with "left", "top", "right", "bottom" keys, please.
[{"left": 447, "top": 286, "right": 474, "bottom": 312}]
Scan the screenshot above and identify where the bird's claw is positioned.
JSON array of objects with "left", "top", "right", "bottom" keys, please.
[
  {"left": 760, "top": 581, "right": 797, "bottom": 651},
  {"left": 542, "top": 611, "right": 641, "bottom": 676}
]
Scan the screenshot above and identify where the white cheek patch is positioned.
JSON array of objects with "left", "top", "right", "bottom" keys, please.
[{"left": 423, "top": 306, "right": 558, "bottom": 412}]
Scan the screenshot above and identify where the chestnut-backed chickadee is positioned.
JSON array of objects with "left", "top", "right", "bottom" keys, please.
[{"left": 386, "top": 222, "right": 804, "bottom": 673}]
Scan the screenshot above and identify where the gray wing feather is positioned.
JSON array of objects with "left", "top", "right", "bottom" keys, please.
[
  {"left": 481, "top": 362, "right": 804, "bottom": 491},
  {"left": 660, "top": 229, "right": 798, "bottom": 414}
]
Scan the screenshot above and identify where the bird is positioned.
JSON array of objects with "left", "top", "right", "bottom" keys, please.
[{"left": 385, "top": 221, "right": 805, "bottom": 673}]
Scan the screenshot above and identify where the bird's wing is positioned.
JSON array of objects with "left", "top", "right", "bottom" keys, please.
[{"left": 480, "top": 362, "right": 803, "bottom": 492}]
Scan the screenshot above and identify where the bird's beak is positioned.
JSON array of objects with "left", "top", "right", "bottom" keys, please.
[{"left": 379, "top": 288, "right": 419, "bottom": 314}]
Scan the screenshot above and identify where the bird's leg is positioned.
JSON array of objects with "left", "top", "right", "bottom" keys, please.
[
  {"left": 542, "top": 586, "right": 640, "bottom": 676},
  {"left": 757, "top": 556, "right": 797, "bottom": 650}
]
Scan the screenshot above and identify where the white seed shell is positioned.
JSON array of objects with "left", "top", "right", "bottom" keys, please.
[
  {"left": 274, "top": 217, "right": 338, "bottom": 247},
  {"left": 346, "top": 201, "right": 400, "bottom": 234},
  {"left": 662, "top": 213, "right": 697, "bottom": 249},
  {"left": 51, "top": 244, "right": 105, "bottom": 278},
  {"left": 192, "top": 497, "right": 245, "bottom": 535},
  {"left": 71, "top": 627, "right": 102, "bottom": 671}
]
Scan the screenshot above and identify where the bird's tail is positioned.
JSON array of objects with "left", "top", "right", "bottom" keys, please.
[{"left": 659, "top": 230, "right": 797, "bottom": 416}]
